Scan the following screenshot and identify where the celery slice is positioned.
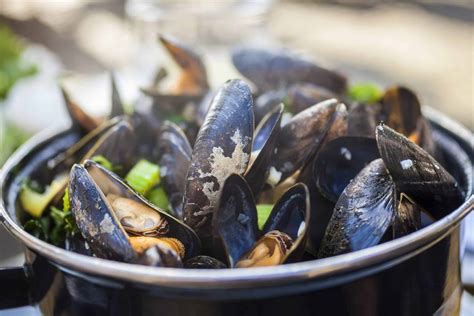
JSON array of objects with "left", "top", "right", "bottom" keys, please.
[
  {"left": 125, "top": 159, "right": 160, "bottom": 196},
  {"left": 19, "top": 176, "right": 68, "bottom": 218},
  {"left": 256, "top": 204, "right": 274, "bottom": 230},
  {"left": 91, "top": 155, "right": 113, "bottom": 171},
  {"left": 147, "top": 185, "right": 170, "bottom": 213}
]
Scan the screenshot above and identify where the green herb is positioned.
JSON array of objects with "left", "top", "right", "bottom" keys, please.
[
  {"left": 62, "top": 187, "right": 70, "bottom": 212},
  {"left": 0, "top": 25, "right": 37, "bottom": 101},
  {"left": 125, "top": 159, "right": 160, "bottom": 196},
  {"left": 256, "top": 204, "right": 273, "bottom": 230},
  {"left": 24, "top": 217, "right": 50, "bottom": 241},
  {"left": 147, "top": 185, "right": 169, "bottom": 212},
  {"left": 348, "top": 83, "right": 383, "bottom": 104},
  {"left": 91, "top": 155, "right": 113, "bottom": 171}
]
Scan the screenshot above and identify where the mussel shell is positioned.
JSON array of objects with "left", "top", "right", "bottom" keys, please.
[
  {"left": 313, "top": 136, "right": 380, "bottom": 202},
  {"left": 253, "top": 90, "right": 286, "bottom": 124},
  {"left": 381, "top": 86, "right": 421, "bottom": 138},
  {"left": 262, "top": 183, "right": 310, "bottom": 263},
  {"left": 184, "top": 256, "right": 227, "bottom": 269},
  {"left": 75, "top": 160, "right": 201, "bottom": 260},
  {"left": 287, "top": 83, "right": 338, "bottom": 114},
  {"left": 158, "top": 121, "right": 192, "bottom": 219},
  {"left": 83, "top": 120, "right": 136, "bottom": 173},
  {"left": 269, "top": 99, "right": 345, "bottom": 185},
  {"left": 231, "top": 46, "right": 347, "bottom": 94},
  {"left": 69, "top": 164, "right": 136, "bottom": 262},
  {"left": 376, "top": 124, "right": 464, "bottom": 219},
  {"left": 245, "top": 104, "right": 283, "bottom": 198},
  {"left": 110, "top": 74, "right": 125, "bottom": 118},
  {"left": 158, "top": 34, "right": 209, "bottom": 94},
  {"left": 183, "top": 79, "right": 254, "bottom": 238},
  {"left": 61, "top": 87, "right": 101, "bottom": 133},
  {"left": 392, "top": 193, "right": 422, "bottom": 238},
  {"left": 318, "top": 159, "right": 396, "bottom": 258},
  {"left": 213, "top": 174, "right": 258, "bottom": 267},
  {"left": 347, "top": 102, "right": 381, "bottom": 138}
]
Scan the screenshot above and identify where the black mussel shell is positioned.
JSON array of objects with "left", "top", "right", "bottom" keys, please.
[
  {"left": 61, "top": 87, "right": 100, "bottom": 133},
  {"left": 254, "top": 90, "right": 286, "bottom": 124},
  {"left": 392, "top": 193, "right": 422, "bottom": 238},
  {"left": 245, "top": 104, "right": 283, "bottom": 198},
  {"left": 314, "top": 136, "right": 380, "bottom": 202},
  {"left": 231, "top": 46, "right": 347, "bottom": 94},
  {"left": 262, "top": 183, "right": 310, "bottom": 262},
  {"left": 184, "top": 256, "right": 227, "bottom": 269},
  {"left": 319, "top": 159, "right": 396, "bottom": 258},
  {"left": 269, "top": 99, "right": 345, "bottom": 185},
  {"left": 287, "top": 83, "right": 338, "bottom": 114},
  {"left": 213, "top": 174, "right": 259, "bottom": 267},
  {"left": 376, "top": 124, "right": 464, "bottom": 219},
  {"left": 158, "top": 121, "right": 192, "bottom": 219},
  {"left": 381, "top": 86, "right": 421, "bottom": 138},
  {"left": 347, "top": 102, "right": 380, "bottom": 138},
  {"left": 183, "top": 79, "right": 254, "bottom": 238}
]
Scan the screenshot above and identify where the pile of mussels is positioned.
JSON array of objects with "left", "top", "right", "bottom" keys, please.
[{"left": 20, "top": 35, "right": 465, "bottom": 269}]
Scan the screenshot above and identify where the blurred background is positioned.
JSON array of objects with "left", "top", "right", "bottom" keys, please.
[{"left": 0, "top": 0, "right": 473, "bottom": 311}]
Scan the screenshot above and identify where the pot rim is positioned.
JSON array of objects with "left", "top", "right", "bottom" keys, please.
[{"left": 0, "top": 106, "right": 473, "bottom": 289}]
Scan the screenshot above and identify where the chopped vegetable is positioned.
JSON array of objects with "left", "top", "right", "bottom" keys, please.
[
  {"left": 91, "top": 155, "right": 113, "bottom": 171},
  {"left": 24, "top": 217, "right": 50, "bottom": 241},
  {"left": 166, "top": 114, "right": 186, "bottom": 124},
  {"left": 147, "top": 185, "right": 170, "bottom": 212},
  {"left": 348, "top": 83, "right": 383, "bottom": 104},
  {"left": 125, "top": 159, "right": 160, "bottom": 196},
  {"left": 19, "top": 176, "right": 68, "bottom": 218},
  {"left": 256, "top": 204, "right": 273, "bottom": 230}
]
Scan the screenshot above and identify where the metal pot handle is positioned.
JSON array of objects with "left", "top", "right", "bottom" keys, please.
[{"left": 0, "top": 265, "right": 30, "bottom": 309}]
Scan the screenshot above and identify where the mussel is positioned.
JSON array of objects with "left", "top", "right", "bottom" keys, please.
[
  {"left": 69, "top": 160, "right": 200, "bottom": 265},
  {"left": 213, "top": 174, "right": 310, "bottom": 268}
]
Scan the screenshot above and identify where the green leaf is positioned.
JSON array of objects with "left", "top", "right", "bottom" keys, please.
[
  {"left": 348, "top": 83, "right": 383, "bottom": 104},
  {"left": 62, "top": 187, "right": 70, "bottom": 212},
  {"left": 125, "top": 159, "right": 160, "bottom": 196},
  {"left": 256, "top": 204, "right": 273, "bottom": 230}
]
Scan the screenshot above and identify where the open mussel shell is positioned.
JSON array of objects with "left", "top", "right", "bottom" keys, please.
[
  {"left": 183, "top": 79, "right": 254, "bottom": 239},
  {"left": 214, "top": 174, "right": 310, "bottom": 268},
  {"left": 212, "top": 174, "right": 259, "bottom": 267},
  {"left": 254, "top": 90, "right": 286, "bottom": 125},
  {"left": 376, "top": 124, "right": 464, "bottom": 219},
  {"left": 262, "top": 183, "right": 310, "bottom": 263},
  {"left": 184, "top": 256, "right": 227, "bottom": 269},
  {"left": 158, "top": 121, "right": 192, "bottom": 219},
  {"left": 245, "top": 104, "right": 283, "bottom": 198},
  {"left": 69, "top": 164, "right": 136, "bottom": 262},
  {"left": 69, "top": 160, "right": 201, "bottom": 261},
  {"left": 313, "top": 136, "right": 380, "bottom": 202},
  {"left": 318, "top": 159, "right": 396, "bottom": 258},
  {"left": 231, "top": 46, "right": 347, "bottom": 94},
  {"left": 110, "top": 74, "right": 125, "bottom": 118},
  {"left": 269, "top": 99, "right": 346, "bottom": 186}
]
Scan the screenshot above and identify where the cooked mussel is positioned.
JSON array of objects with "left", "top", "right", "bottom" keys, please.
[
  {"left": 69, "top": 160, "right": 200, "bottom": 263},
  {"left": 213, "top": 174, "right": 310, "bottom": 268},
  {"left": 184, "top": 256, "right": 227, "bottom": 269}
]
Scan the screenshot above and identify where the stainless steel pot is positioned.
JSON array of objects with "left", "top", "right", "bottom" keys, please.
[{"left": 0, "top": 107, "right": 472, "bottom": 316}]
